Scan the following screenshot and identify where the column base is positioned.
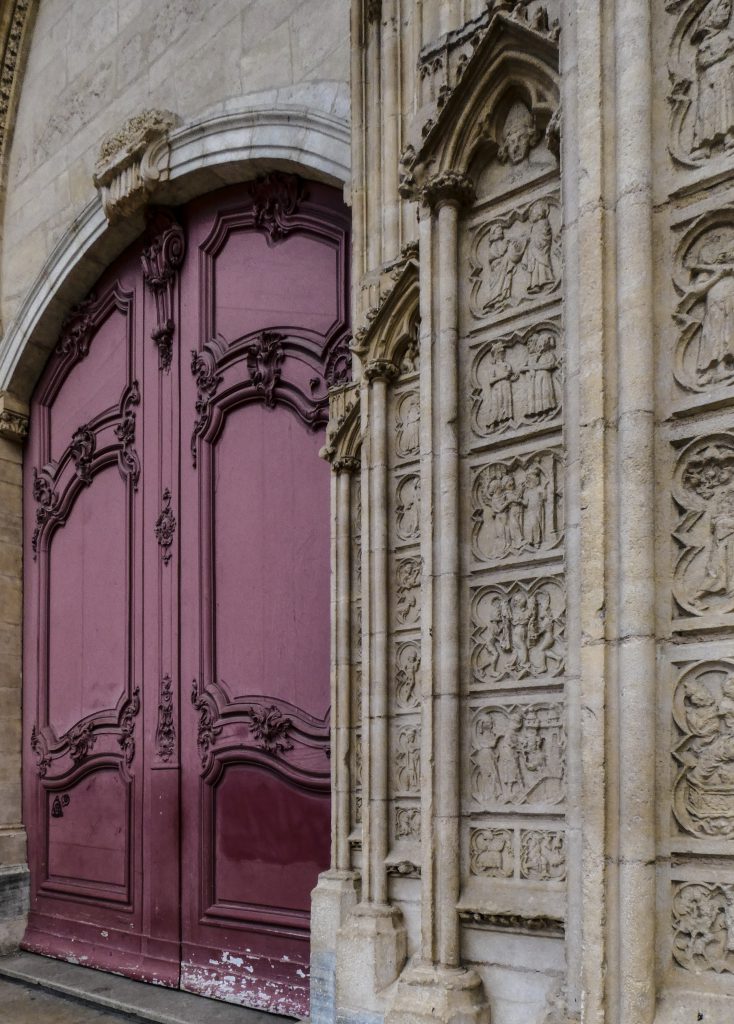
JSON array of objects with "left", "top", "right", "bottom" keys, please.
[
  {"left": 385, "top": 961, "right": 491, "bottom": 1024},
  {"left": 310, "top": 870, "right": 361, "bottom": 1024},
  {"left": 336, "top": 902, "right": 407, "bottom": 1015}
]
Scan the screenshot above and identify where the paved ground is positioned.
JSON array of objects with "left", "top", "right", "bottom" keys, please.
[{"left": 0, "top": 976, "right": 139, "bottom": 1023}]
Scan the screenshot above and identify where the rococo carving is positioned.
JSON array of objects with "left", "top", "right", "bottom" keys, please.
[
  {"left": 154, "top": 488, "right": 176, "bottom": 565},
  {"left": 94, "top": 109, "right": 178, "bottom": 223},
  {"left": 190, "top": 348, "right": 223, "bottom": 466},
  {"left": 118, "top": 687, "right": 141, "bottom": 770},
  {"left": 247, "top": 172, "right": 305, "bottom": 243},
  {"left": 471, "top": 701, "right": 566, "bottom": 806},
  {"left": 244, "top": 704, "right": 293, "bottom": 755},
  {"left": 191, "top": 680, "right": 222, "bottom": 769},
  {"left": 247, "top": 331, "right": 284, "bottom": 407},
  {"left": 141, "top": 212, "right": 185, "bottom": 372},
  {"left": 673, "top": 661, "right": 734, "bottom": 836},
  {"left": 115, "top": 382, "right": 141, "bottom": 490},
  {"left": 69, "top": 425, "right": 95, "bottom": 485},
  {"left": 155, "top": 675, "right": 176, "bottom": 764},
  {"left": 471, "top": 578, "right": 566, "bottom": 683}
]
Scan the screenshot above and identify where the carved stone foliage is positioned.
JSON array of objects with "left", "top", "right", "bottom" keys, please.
[
  {"left": 0, "top": 406, "right": 28, "bottom": 442},
  {"left": 471, "top": 322, "right": 562, "bottom": 437},
  {"left": 471, "top": 450, "right": 563, "bottom": 562},
  {"left": 674, "top": 218, "right": 734, "bottom": 392},
  {"left": 470, "top": 827, "right": 514, "bottom": 877},
  {"left": 672, "top": 881, "right": 734, "bottom": 973},
  {"left": 395, "top": 390, "right": 420, "bottom": 459},
  {"left": 247, "top": 172, "right": 305, "bottom": 243},
  {"left": 520, "top": 829, "right": 566, "bottom": 881},
  {"left": 673, "top": 661, "right": 734, "bottom": 836},
  {"left": 155, "top": 675, "right": 175, "bottom": 764},
  {"left": 668, "top": 0, "right": 734, "bottom": 166},
  {"left": 395, "top": 641, "right": 421, "bottom": 710},
  {"left": 141, "top": 213, "right": 185, "bottom": 372},
  {"left": 468, "top": 197, "right": 561, "bottom": 319},
  {"left": 672, "top": 435, "right": 734, "bottom": 616},
  {"left": 471, "top": 701, "right": 566, "bottom": 806},
  {"left": 155, "top": 489, "right": 176, "bottom": 565},
  {"left": 395, "top": 474, "right": 421, "bottom": 543},
  {"left": 396, "top": 556, "right": 422, "bottom": 626},
  {"left": 395, "top": 725, "right": 421, "bottom": 794},
  {"left": 471, "top": 578, "right": 566, "bottom": 684},
  {"left": 395, "top": 805, "right": 421, "bottom": 840},
  {"left": 94, "top": 110, "right": 178, "bottom": 223}
]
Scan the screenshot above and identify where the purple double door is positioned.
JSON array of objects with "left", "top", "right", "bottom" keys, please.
[{"left": 22, "top": 178, "right": 349, "bottom": 1017}]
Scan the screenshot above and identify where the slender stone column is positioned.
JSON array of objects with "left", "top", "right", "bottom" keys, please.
[
  {"left": 381, "top": 0, "right": 400, "bottom": 264},
  {"left": 386, "top": 174, "right": 489, "bottom": 1024},
  {"left": 310, "top": 455, "right": 362, "bottom": 1024},
  {"left": 0, "top": 392, "right": 28, "bottom": 952},
  {"left": 335, "top": 362, "right": 407, "bottom": 1018},
  {"left": 613, "top": 1, "right": 656, "bottom": 1021}
]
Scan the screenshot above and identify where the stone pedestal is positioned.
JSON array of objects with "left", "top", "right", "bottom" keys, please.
[
  {"left": 310, "top": 870, "right": 361, "bottom": 1024},
  {"left": 335, "top": 903, "right": 407, "bottom": 1017},
  {"left": 386, "top": 962, "right": 491, "bottom": 1024}
]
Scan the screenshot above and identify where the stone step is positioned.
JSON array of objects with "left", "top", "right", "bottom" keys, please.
[{"left": 0, "top": 953, "right": 295, "bottom": 1024}]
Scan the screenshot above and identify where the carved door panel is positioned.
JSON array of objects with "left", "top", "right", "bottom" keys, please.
[
  {"left": 22, "top": 240, "right": 182, "bottom": 984},
  {"left": 177, "top": 180, "right": 348, "bottom": 1016},
  {"left": 23, "top": 180, "right": 347, "bottom": 1014}
]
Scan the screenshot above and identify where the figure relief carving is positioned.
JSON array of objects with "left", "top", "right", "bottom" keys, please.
[
  {"left": 672, "top": 435, "right": 734, "bottom": 616},
  {"left": 668, "top": 0, "right": 734, "bottom": 165},
  {"left": 115, "top": 382, "right": 141, "bottom": 490},
  {"left": 247, "top": 172, "right": 306, "bottom": 243},
  {"left": 399, "top": 314, "right": 420, "bottom": 375},
  {"left": 470, "top": 827, "right": 514, "bottom": 877},
  {"left": 471, "top": 323, "right": 561, "bottom": 437},
  {"left": 354, "top": 733, "right": 362, "bottom": 787},
  {"left": 355, "top": 794, "right": 363, "bottom": 824},
  {"left": 395, "top": 726, "right": 421, "bottom": 793},
  {"left": 471, "top": 578, "right": 566, "bottom": 683},
  {"left": 520, "top": 829, "right": 566, "bottom": 881},
  {"left": 497, "top": 100, "right": 542, "bottom": 165},
  {"left": 396, "top": 557, "right": 422, "bottom": 626},
  {"left": 674, "top": 222, "right": 734, "bottom": 391},
  {"left": 672, "top": 881, "right": 734, "bottom": 973},
  {"left": 472, "top": 451, "right": 563, "bottom": 562},
  {"left": 469, "top": 197, "right": 561, "bottom": 319},
  {"left": 190, "top": 349, "right": 223, "bottom": 466},
  {"left": 395, "top": 806, "right": 421, "bottom": 840},
  {"left": 395, "top": 641, "right": 421, "bottom": 709},
  {"left": 395, "top": 390, "right": 420, "bottom": 459},
  {"left": 673, "top": 662, "right": 734, "bottom": 836},
  {"left": 471, "top": 702, "right": 566, "bottom": 806},
  {"left": 395, "top": 474, "right": 421, "bottom": 542},
  {"left": 154, "top": 489, "right": 176, "bottom": 565}
]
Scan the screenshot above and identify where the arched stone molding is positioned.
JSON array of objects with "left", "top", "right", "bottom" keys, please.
[
  {"left": 352, "top": 255, "right": 420, "bottom": 373},
  {"left": 404, "top": 11, "right": 559, "bottom": 191},
  {"left": 0, "top": 100, "right": 350, "bottom": 404}
]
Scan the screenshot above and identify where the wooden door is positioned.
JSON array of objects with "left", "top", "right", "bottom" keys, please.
[{"left": 23, "top": 177, "right": 349, "bottom": 1017}]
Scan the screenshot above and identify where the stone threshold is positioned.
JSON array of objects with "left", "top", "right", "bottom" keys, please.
[{"left": 0, "top": 952, "right": 295, "bottom": 1024}]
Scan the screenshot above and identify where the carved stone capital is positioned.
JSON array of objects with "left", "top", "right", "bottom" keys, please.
[
  {"left": 332, "top": 455, "right": 361, "bottom": 475},
  {"left": 421, "top": 171, "right": 476, "bottom": 211},
  {"left": 364, "top": 359, "right": 401, "bottom": 384},
  {"left": 0, "top": 392, "right": 28, "bottom": 443},
  {"left": 93, "top": 110, "right": 178, "bottom": 223}
]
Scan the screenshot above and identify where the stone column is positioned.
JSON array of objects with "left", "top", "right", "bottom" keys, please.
[
  {"left": 311, "top": 457, "right": 362, "bottom": 1024},
  {"left": 335, "top": 362, "right": 407, "bottom": 1021},
  {"left": 0, "top": 391, "right": 28, "bottom": 952},
  {"left": 387, "top": 175, "right": 489, "bottom": 1024}
]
